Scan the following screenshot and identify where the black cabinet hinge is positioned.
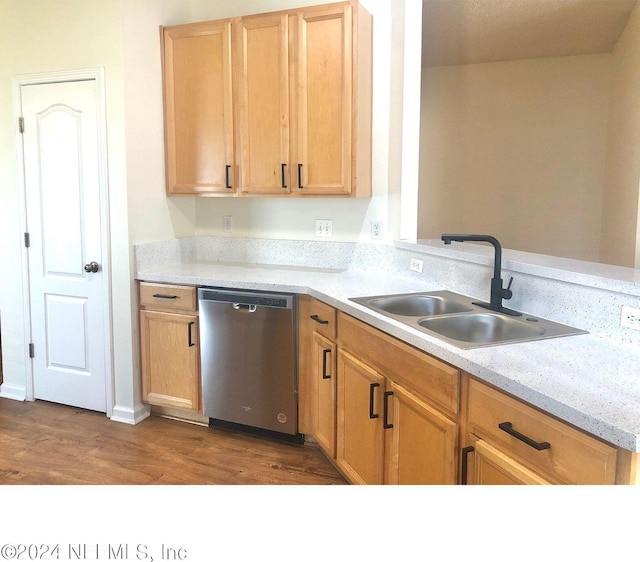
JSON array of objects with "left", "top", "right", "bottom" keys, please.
[
  {"left": 28, "top": 343, "right": 35, "bottom": 358},
  {"left": 24, "top": 232, "right": 30, "bottom": 248},
  {"left": 18, "top": 117, "right": 24, "bottom": 134}
]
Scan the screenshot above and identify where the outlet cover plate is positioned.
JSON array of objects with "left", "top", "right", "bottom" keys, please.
[
  {"left": 621, "top": 305, "right": 640, "bottom": 331},
  {"left": 371, "top": 220, "right": 383, "bottom": 239},
  {"left": 315, "top": 219, "right": 333, "bottom": 238},
  {"left": 223, "top": 215, "right": 233, "bottom": 233}
]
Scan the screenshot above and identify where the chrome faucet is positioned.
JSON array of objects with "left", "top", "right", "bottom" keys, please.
[{"left": 441, "top": 234, "right": 521, "bottom": 316}]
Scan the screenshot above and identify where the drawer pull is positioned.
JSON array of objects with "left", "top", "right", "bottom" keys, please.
[
  {"left": 322, "top": 349, "right": 331, "bottom": 380},
  {"left": 383, "top": 391, "right": 394, "bottom": 429},
  {"left": 310, "top": 314, "right": 329, "bottom": 325},
  {"left": 498, "top": 421, "right": 551, "bottom": 451},
  {"left": 369, "top": 383, "right": 380, "bottom": 419},
  {"left": 152, "top": 294, "right": 178, "bottom": 299},
  {"left": 281, "top": 163, "right": 287, "bottom": 189},
  {"left": 461, "top": 446, "right": 475, "bottom": 485},
  {"left": 188, "top": 322, "right": 195, "bottom": 347}
]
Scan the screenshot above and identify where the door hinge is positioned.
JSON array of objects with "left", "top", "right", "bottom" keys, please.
[
  {"left": 24, "top": 232, "right": 30, "bottom": 248},
  {"left": 28, "top": 343, "right": 35, "bottom": 358},
  {"left": 18, "top": 117, "right": 24, "bottom": 134}
]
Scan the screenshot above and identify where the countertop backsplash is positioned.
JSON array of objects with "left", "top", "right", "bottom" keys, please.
[{"left": 134, "top": 235, "right": 640, "bottom": 347}]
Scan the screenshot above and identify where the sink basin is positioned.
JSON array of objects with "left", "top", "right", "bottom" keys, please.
[
  {"left": 364, "top": 293, "right": 473, "bottom": 316},
  {"left": 419, "top": 313, "right": 545, "bottom": 345},
  {"left": 349, "top": 290, "right": 587, "bottom": 349}
]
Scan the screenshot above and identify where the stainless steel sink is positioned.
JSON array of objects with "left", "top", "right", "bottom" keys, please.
[
  {"left": 364, "top": 293, "right": 473, "bottom": 316},
  {"left": 350, "top": 290, "right": 587, "bottom": 349},
  {"left": 419, "top": 313, "right": 545, "bottom": 345}
]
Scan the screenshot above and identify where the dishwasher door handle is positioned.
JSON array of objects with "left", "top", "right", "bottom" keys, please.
[{"left": 232, "top": 303, "right": 257, "bottom": 313}]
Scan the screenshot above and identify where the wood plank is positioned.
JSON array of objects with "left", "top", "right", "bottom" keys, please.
[{"left": 0, "top": 399, "right": 346, "bottom": 485}]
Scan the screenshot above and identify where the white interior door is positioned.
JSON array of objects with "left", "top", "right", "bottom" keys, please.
[{"left": 21, "top": 79, "right": 108, "bottom": 412}]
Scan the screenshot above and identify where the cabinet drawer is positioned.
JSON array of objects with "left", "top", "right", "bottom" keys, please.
[
  {"left": 465, "top": 377, "right": 617, "bottom": 484},
  {"left": 139, "top": 282, "right": 197, "bottom": 313},
  {"left": 308, "top": 299, "right": 337, "bottom": 339},
  {"left": 338, "top": 312, "right": 459, "bottom": 417}
]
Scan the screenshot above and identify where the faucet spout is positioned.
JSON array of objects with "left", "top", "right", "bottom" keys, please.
[{"left": 440, "top": 234, "right": 521, "bottom": 316}]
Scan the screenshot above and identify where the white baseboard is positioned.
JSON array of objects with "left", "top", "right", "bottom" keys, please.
[
  {"left": 110, "top": 403, "right": 150, "bottom": 425},
  {"left": 0, "top": 383, "right": 27, "bottom": 402}
]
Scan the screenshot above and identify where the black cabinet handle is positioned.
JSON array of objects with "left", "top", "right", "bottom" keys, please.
[
  {"left": 322, "top": 349, "right": 331, "bottom": 379},
  {"left": 281, "top": 163, "right": 287, "bottom": 188},
  {"left": 225, "top": 164, "right": 232, "bottom": 189},
  {"left": 461, "top": 446, "right": 475, "bottom": 485},
  {"left": 310, "top": 314, "right": 329, "bottom": 325},
  {"left": 152, "top": 294, "right": 178, "bottom": 299},
  {"left": 298, "top": 163, "right": 303, "bottom": 189},
  {"left": 188, "top": 322, "right": 195, "bottom": 347},
  {"left": 498, "top": 421, "right": 551, "bottom": 451},
  {"left": 383, "top": 391, "right": 394, "bottom": 429},
  {"left": 369, "top": 383, "right": 380, "bottom": 419}
]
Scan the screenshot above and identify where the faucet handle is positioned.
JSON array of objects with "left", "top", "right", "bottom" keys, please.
[{"left": 503, "top": 276, "right": 514, "bottom": 300}]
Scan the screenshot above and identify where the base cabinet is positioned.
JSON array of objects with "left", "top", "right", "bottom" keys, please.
[
  {"left": 461, "top": 375, "right": 618, "bottom": 485},
  {"left": 336, "top": 350, "right": 385, "bottom": 484},
  {"left": 298, "top": 296, "right": 339, "bottom": 458},
  {"left": 313, "top": 332, "right": 337, "bottom": 457},
  {"left": 462, "top": 437, "right": 552, "bottom": 485},
  {"left": 385, "top": 381, "right": 458, "bottom": 485},
  {"left": 138, "top": 282, "right": 201, "bottom": 412},
  {"left": 335, "top": 313, "right": 460, "bottom": 485}
]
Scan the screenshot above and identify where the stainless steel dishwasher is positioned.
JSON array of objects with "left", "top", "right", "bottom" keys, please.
[{"left": 198, "top": 287, "right": 298, "bottom": 438}]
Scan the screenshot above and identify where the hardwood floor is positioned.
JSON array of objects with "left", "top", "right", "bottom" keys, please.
[{"left": 0, "top": 399, "right": 346, "bottom": 485}]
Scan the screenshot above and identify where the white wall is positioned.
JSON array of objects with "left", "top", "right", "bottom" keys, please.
[
  {"left": 418, "top": 54, "right": 611, "bottom": 263},
  {"left": 601, "top": 1, "right": 640, "bottom": 268},
  {"left": 1, "top": 0, "right": 405, "bottom": 416}
]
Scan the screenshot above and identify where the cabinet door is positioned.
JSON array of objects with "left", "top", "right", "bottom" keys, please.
[
  {"left": 464, "top": 438, "right": 552, "bottom": 485},
  {"left": 140, "top": 310, "right": 200, "bottom": 411},
  {"left": 384, "top": 382, "right": 458, "bottom": 485},
  {"left": 313, "top": 332, "right": 336, "bottom": 458},
  {"left": 236, "top": 13, "right": 290, "bottom": 194},
  {"left": 294, "top": 4, "right": 352, "bottom": 195},
  {"left": 336, "top": 350, "right": 385, "bottom": 484},
  {"left": 162, "top": 21, "right": 235, "bottom": 195}
]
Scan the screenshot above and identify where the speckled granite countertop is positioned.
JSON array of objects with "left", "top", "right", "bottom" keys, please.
[{"left": 136, "top": 259, "right": 640, "bottom": 453}]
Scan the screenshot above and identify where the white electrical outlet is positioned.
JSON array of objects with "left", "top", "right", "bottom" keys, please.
[
  {"left": 223, "top": 215, "right": 233, "bottom": 233},
  {"left": 410, "top": 258, "right": 423, "bottom": 273},
  {"left": 315, "top": 219, "right": 333, "bottom": 238},
  {"left": 621, "top": 305, "right": 640, "bottom": 331},
  {"left": 371, "top": 220, "right": 383, "bottom": 239}
]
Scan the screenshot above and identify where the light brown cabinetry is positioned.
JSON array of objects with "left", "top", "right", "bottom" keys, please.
[
  {"left": 161, "top": 1, "right": 372, "bottom": 198},
  {"left": 461, "top": 375, "right": 618, "bottom": 484},
  {"left": 384, "top": 380, "right": 458, "bottom": 485},
  {"left": 138, "top": 282, "right": 200, "bottom": 412},
  {"left": 161, "top": 21, "right": 235, "bottom": 195},
  {"left": 336, "top": 312, "right": 460, "bottom": 484},
  {"left": 293, "top": 2, "right": 371, "bottom": 196},
  {"left": 236, "top": 12, "right": 290, "bottom": 194},
  {"left": 336, "top": 350, "right": 385, "bottom": 483},
  {"left": 298, "top": 296, "right": 338, "bottom": 458}
]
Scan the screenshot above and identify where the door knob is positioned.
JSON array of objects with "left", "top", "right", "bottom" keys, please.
[{"left": 84, "top": 261, "right": 99, "bottom": 273}]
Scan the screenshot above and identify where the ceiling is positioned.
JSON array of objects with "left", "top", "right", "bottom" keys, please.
[{"left": 422, "top": 0, "right": 638, "bottom": 67}]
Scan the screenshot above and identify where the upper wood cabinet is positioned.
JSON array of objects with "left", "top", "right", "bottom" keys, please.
[
  {"left": 160, "top": 1, "right": 372, "bottom": 198},
  {"left": 161, "top": 20, "right": 235, "bottom": 195},
  {"left": 236, "top": 13, "right": 290, "bottom": 195},
  {"left": 293, "top": 3, "right": 371, "bottom": 196}
]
